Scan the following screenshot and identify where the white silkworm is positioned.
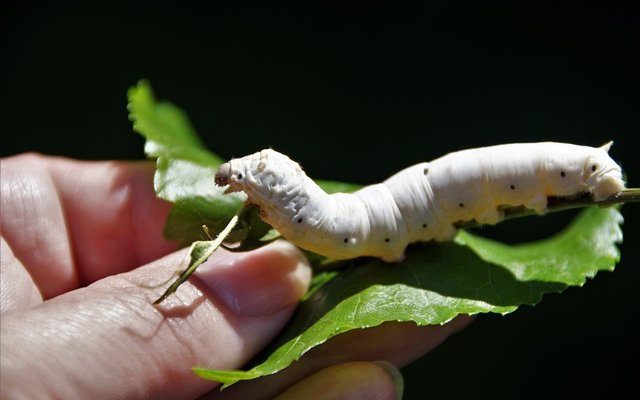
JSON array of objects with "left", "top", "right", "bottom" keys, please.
[{"left": 214, "top": 142, "right": 625, "bottom": 262}]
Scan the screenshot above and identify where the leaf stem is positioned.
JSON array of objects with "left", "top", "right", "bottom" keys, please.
[
  {"left": 153, "top": 210, "right": 242, "bottom": 304},
  {"left": 457, "top": 188, "right": 640, "bottom": 229}
]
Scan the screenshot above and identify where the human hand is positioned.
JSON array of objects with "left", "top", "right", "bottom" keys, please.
[{"left": 1, "top": 154, "right": 471, "bottom": 399}]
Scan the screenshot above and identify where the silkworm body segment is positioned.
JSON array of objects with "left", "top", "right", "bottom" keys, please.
[{"left": 215, "top": 142, "right": 625, "bottom": 262}]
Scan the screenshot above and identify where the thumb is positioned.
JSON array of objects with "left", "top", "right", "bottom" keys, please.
[{"left": 0, "top": 240, "right": 311, "bottom": 400}]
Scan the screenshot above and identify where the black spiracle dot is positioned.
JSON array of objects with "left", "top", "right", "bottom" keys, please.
[
  {"left": 560, "top": 171, "right": 566, "bottom": 178},
  {"left": 422, "top": 223, "right": 428, "bottom": 228},
  {"left": 423, "top": 167, "right": 429, "bottom": 175},
  {"left": 459, "top": 202, "right": 465, "bottom": 208},
  {"left": 510, "top": 184, "right": 515, "bottom": 190},
  {"left": 385, "top": 238, "right": 390, "bottom": 243},
  {"left": 343, "top": 238, "right": 348, "bottom": 243},
  {"left": 297, "top": 218, "right": 303, "bottom": 223},
  {"left": 237, "top": 173, "right": 243, "bottom": 180},
  {"left": 591, "top": 165, "right": 597, "bottom": 172}
]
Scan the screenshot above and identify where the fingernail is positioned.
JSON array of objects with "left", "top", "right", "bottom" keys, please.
[
  {"left": 373, "top": 361, "right": 404, "bottom": 400},
  {"left": 195, "top": 241, "right": 311, "bottom": 317}
]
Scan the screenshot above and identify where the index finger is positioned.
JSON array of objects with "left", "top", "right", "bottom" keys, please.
[{"left": 1, "top": 153, "right": 177, "bottom": 298}]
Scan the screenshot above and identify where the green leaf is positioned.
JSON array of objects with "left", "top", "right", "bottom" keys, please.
[
  {"left": 316, "top": 179, "right": 361, "bottom": 194},
  {"left": 128, "top": 81, "right": 249, "bottom": 244},
  {"left": 454, "top": 206, "right": 622, "bottom": 286},
  {"left": 154, "top": 159, "right": 246, "bottom": 246},
  {"left": 193, "top": 206, "right": 623, "bottom": 388},
  {"left": 128, "top": 79, "right": 222, "bottom": 167}
]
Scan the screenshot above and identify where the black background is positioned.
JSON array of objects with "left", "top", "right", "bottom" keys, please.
[{"left": 2, "top": 2, "right": 638, "bottom": 398}]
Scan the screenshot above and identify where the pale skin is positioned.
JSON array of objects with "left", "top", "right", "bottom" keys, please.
[
  {"left": 0, "top": 154, "right": 471, "bottom": 400},
  {"left": 217, "top": 143, "right": 624, "bottom": 262},
  {"left": 215, "top": 142, "right": 625, "bottom": 262}
]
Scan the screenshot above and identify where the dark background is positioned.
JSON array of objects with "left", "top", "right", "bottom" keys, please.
[{"left": 2, "top": 2, "right": 638, "bottom": 398}]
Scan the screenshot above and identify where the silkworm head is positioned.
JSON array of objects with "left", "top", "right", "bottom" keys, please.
[
  {"left": 215, "top": 162, "right": 231, "bottom": 186},
  {"left": 214, "top": 149, "right": 304, "bottom": 200},
  {"left": 584, "top": 147, "right": 625, "bottom": 201},
  {"left": 214, "top": 160, "right": 248, "bottom": 194}
]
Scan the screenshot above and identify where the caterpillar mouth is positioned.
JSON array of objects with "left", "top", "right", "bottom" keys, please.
[
  {"left": 585, "top": 166, "right": 625, "bottom": 201},
  {"left": 591, "top": 176, "right": 626, "bottom": 202},
  {"left": 215, "top": 162, "right": 231, "bottom": 186}
]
